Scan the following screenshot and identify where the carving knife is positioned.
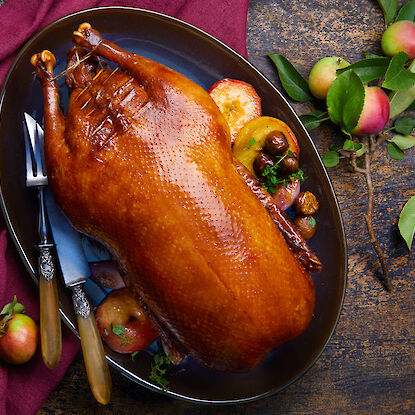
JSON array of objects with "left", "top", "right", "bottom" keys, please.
[{"left": 44, "top": 190, "right": 112, "bottom": 404}]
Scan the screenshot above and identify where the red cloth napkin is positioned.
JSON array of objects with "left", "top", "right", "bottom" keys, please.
[{"left": 0, "top": 1, "right": 249, "bottom": 414}]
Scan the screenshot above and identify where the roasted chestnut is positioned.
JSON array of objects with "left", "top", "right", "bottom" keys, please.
[
  {"left": 253, "top": 152, "right": 275, "bottom": 177},
  {"left": 279, "top": 155, "right": 299, "bottom": 175},
  {"left": 294, "top": 191, "right": 319, "bottom": 216},
  {"left": 264, "top": 130, "right": 289, "bottom": 156},
  {"left": 294, "top": 215, "right": 316, "bottom": 240}
]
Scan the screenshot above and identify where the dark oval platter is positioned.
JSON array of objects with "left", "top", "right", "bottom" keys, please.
[{"left": 0, "top": 7, "right": 347, "bottom": 404}]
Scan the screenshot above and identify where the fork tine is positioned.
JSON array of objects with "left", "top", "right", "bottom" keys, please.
[
  {"left": 23, "top": 119, "right": 35, "bottom": 183},
  {"left": 24, "top": 113, "right": 38, "bottom": 176},
  {"left": 33, "top": 123, "right": 43, "bottom": 177},
  {"left": 24, "top": 112, "right": 48, "bottom": 186},
  {"left": 36, "top": 123, "right": 47, "bottom": 177},
  {"left": 33, "top": 126, "right": 43, "bottom": 178}
]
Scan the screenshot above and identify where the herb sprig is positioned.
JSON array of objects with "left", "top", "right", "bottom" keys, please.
[
  {"left": 243, "top": 136, "right": 256, "bottom": 150},
  {"left": 110, "top": 322, "right": 133, "bottom": 347},
  {"left": 149, "top": 351, "right": 171, "bottom": 391},
  {"left": 261, "top": 153, "right": 305, "bottom": 194}
]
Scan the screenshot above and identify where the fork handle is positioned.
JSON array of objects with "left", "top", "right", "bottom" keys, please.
[{"left": 39, "top": 245, "right": 62, "bottom": 369}]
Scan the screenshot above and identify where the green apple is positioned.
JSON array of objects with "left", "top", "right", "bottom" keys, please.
[{"left": 308, "top": 57, "right": 349, "bottom": 100}]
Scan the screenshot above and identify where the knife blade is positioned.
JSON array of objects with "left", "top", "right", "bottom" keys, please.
[
  {"left": 44, "top": 191, "right": 90, "bottom": 286},
  {"left": 45, "top": 190, "right": 112, "bottom": 404}
]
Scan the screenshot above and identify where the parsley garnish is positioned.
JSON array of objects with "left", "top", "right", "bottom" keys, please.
[
  {"left": 261, "top": 153, "right": 305, "bottom": 194},
  {"left": 110, "top": 322, "right": 133, "bottom": 347},
  {"left": 243, "top": 137, "right": 256, "bottom": 150},
  {"left": 149, "top": 351, "right": 172, "bottom": 392},
  {"left": 309, "top": 217, "right": 316, "bottom": 228},
  {"left": 131, "top": 351, "right": 139, "bottom": 361}
]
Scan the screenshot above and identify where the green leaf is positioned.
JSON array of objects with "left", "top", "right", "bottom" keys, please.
[
  {"left": 394, "top": 116, "right": 415, "bottom": 135},
  {"left": 389, "top": 134, "right": 415, "bottom": 150},
  {"left": 399, "top": 195, "right": 415, "bottom": 250},
  {"left": 1, "top": 295, "right": 25, "bottom": 315},
  {"left": 387, "top": 141, "right": 405, "bottom": 159},
  {"left": 299, "top": 110, "right": 327, "bottom": 130},
  {"left": 408, "top": 100, "right": 415, "bottom": 110},
  {"left": 243, "top": 137, "right": 256, "bottom": 151},
  {"left": 111, "top": 323, "right": 125, "bottom": 338},
  {"left": 329, "top": 143, "right": 343, "bottom": 152},
  {"left": 309, "top": 217, "right": 316, "bottom": 228},
  {"left": 383, "top": 52, "right": 415, "bottom": 90},
  {"left": 268, "top": 54, "right": 312, "bottom": 102},
  {"left": 131, "top": 351, "right": 139, "bottom": 360},
  {"left": 389, "top": 59, "right": 415, "bottom": 117},
  {"left": 308, "top": 110, "right": 326, "bottom": 117},
  {"left": 322, "top": 151, "right": 340, "bottom": 167},
  {"left": 1, "top": 304, "right": 13, "bottom": 315},
  {"left": 396, "top": 0, "right": 415, "bottom": 21},
  {"left": 362, "top": 51, "right": 384, "bottom": 59},
  {"left": 110, "top": 322, "right": 132, "bottom": 347},
  {"left": 337, "top": 57, "right": 390, "bottom": 83},
  {"left": 1, "top": 296, "right": 16, "bottom": 314},
  {"left": 355, "top": 143, "right": 366, "bottom": 157},
  {"left": 327, "top": 70, "right": 365, "bottom": 133},
  {"left": 376, "top": 0, "right": 398, "bottom": 25},
  {"left": 13, "top": 303, "right": 25, "bottom": 314},
  {"left": 343, "top": 139, "right": 359, "bottom": 151},
  {"left": 342, "top": 140, "right": 365, "bottom": 156}
]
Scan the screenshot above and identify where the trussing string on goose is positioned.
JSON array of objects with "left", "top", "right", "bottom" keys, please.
[
  {"left": 91, "top": 116, "right": 110, "bottom": 137},
  {"left": 114, "top": 77, "right": 134, "bottom": 95},
  {"left": 80, "top": 97, "right": 92, "bottom": 110},
  {"left": 102, "top": 67, "right": 119, "bottom": 84},
  {"left": 86, "top": 107, "right": 96, "bottom": 117},
  {"left": 51, "top": 50, "right": 107, "bottom": 83},
  {"left": 75, "top": 67, "right": 121, "bottom": 102},
  {"left": 120, "top": 87, "right": 136, "bottom": 103},
  {"left": 83, "top": 71, "right": 133, "bottom": 119},
  {"left": 74, "top": 85, "right": 90, "bottom": 102},
  {"left": 99, "top": 132, "right": 117, "bottom": 149},
  {"left": 74, "top": 68, "right": 105, "bottom": 102},
  {"left": 92, "top": 68, "right": 104, "bottom": 81},
  {"left": 51, "top": 51, "right": 93, "bottom": 81}
]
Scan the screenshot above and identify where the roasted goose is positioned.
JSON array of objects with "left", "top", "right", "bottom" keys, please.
[{"left": 30, "top": 23, "right": 320, "bottom": 371}]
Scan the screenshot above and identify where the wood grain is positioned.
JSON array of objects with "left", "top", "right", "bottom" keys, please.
[{"left": 38, "top": 1, "right": 415, "bottom": 414}]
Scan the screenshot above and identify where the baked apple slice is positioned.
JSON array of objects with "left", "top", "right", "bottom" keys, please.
[
  {"left": 233, "top": 116, "right": 300, "bottom": 175},
  {"left": 209, "top": 78, "right": 261, "bottom": 144},
  {"left": 96, "top": 288, "right": 158, "bottom": 354}
]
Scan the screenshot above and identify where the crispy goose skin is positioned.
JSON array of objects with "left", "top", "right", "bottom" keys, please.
[{"left": 31, "top": 24, "right": 316, "bottom": 371}]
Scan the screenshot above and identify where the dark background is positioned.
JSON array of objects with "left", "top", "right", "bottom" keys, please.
[{"left": 37, "top": 0, "right": 414, "bottom": 414}]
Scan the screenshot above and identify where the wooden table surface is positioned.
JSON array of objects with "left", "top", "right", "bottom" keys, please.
[{"left": 38, "top": 1, "right": 415, "bottom": 414}]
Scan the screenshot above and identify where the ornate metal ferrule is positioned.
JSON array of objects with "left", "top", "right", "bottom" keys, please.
[
  {"left": 71, "top": 284, "right": 91, "bottom": 319},
  {"left": 38, "top": 244, "right": 55, "bottom": 282}
]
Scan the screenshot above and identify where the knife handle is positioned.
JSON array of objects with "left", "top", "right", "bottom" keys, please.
[
  {"left": 38, "top": 245, "right": 62, "bottom": 369},
  {"left": 72, "top": 285, "right": 112, "bottom": 405}
]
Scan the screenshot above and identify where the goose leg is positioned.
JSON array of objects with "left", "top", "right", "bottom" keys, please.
[
  {"left": 30, "top": 51, "right": 69, "bottom": 170},
  {"left": 72, "top": 23, "right": 159, "bottom": 85}
]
